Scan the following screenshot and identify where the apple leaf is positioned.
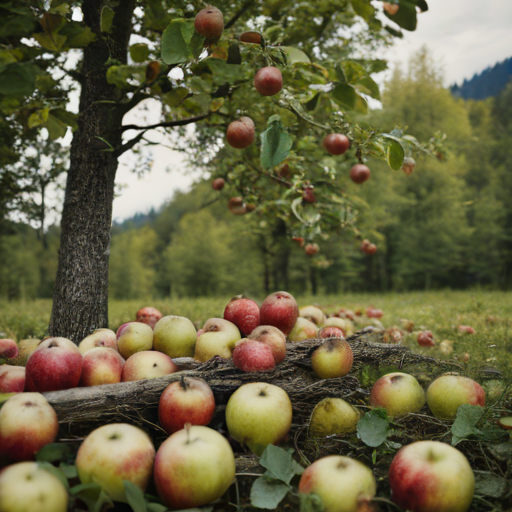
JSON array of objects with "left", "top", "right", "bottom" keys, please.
[
  {"left": 37, "top": 462, "right": 69, "bottom": 490},
  {"left": 35, "top": 443, "right": 72, "bottom": 463},
  {"left": 357, "top": 409, "right": 390, "bottom": 447},
  {"left": 59, "top": 464, "right": 78, "bottom": 479},
  {"left": 260, "top": 117, "right": 293, "bottom": 170},
  {"left": 162, "top": 19, "right": 204, "bottom": 65},
  {"left": 124, "top": 480, "right": 148, "bottom": 512},
  {"left": 474, "top": 471, "right": 508, "bottom": 499},
  {"left": 100, "top": 5, "right": 114, "bottom": 33},
  {"left": 384, "top": 1, "right": 418, "bottom": 31},
  {"left": 146, "top": 504, "right": 169, "bottom": 512},
  {"left": 331, "top": 83, "right": 357, "bottom": 110},
  {"left": 381, "top": 134, "right": 405, "bottom": 170},
  {"left": 250, "top": 475, "right": 290, "bottom": 509},
  {"left": 70, "top": 484, "right": 113, "bottom": 512},
  {"left": 451, "top": 404, "right": 485, "bottom": 445},
  {"left": 130, "top": 43, "right": 150, "bottom": 63},
  {"left": 259, "top": 445, "right": 303, "bottom": 484}
]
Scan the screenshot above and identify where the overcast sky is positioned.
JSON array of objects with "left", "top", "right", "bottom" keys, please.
[{"left": 111, "top": 0, "right": 512, "bottom": 222}]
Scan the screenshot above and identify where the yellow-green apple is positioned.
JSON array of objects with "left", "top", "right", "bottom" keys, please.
[
  {"left": 194, "top": 318, "right": 241, "bottom": 362},
  {"left": 309, "top": 398, "right": 360, "bottom": 437},
  {"left": 223, "top": 295, "right": 260, "bottom": 336},
  {"left": 299, "top": 455, "right": 376, "bottom": 512},
  {"left": 498, "top": 417, "right": 512, "bottom": 430},
  {"left": 0, "top": 339, "right": 18, "bottom": 359},
  {"left": 194, "top": 6, "right": 224, "bottom": 41},
  {"left": 247, "top": 325, "right": 286, "bottom": 364},
  {"left": 225, "top": 382, "right": 292, "bottom": 455},
  {"left": 232, "top": 339, "right": 275, "bottom": 372},
  {"left": 389, "top": 440, "right": 474, "bottom": 512},
  {"left": 0, "top": 392, "right": 58, "bottom": 462},
  {"left": 136, "top": 306, "right": 163, "bottom": 329},
  {"left": 25, "top": 337, "right": 83, "bottom": 392},
  {"left": 116, "top": 322, "right": 153, "bottom": 359},
  {"left": 426, "top": 374, "right": 485, "bottom": 420},
  {"left": 0, "top": 365, "right": 25, "bottom": 393},
  {"left": 8, "top": 338, "right": 39, "bottom": 366},
  {"left": 318, "top": 326, "right": 344, "bottom": 339},
  {"left": 0, "top": 461, "right": 68, "bottom": 512},
  {"left": 79, "top": 347, "right": 125, "bottom": 387},
  {"left": 153, "top": 315, "right": 197, "bottom": 357},
  {"left": 75, "top": 423, "right": 155, "bottom": 503},
  {"left": 370, "top": 372, "right": 426, "bottom": 417},
  {"left": 154, "top": 425, "right": 235, "bottom": 509},
  {"left": 158, "top": 376, "right": 215, "bottom": 435},
  {"left": 311, "top": 339, "right": 353, "bottom": 379},
  {"left": 288, "top": 317, "right": 318, "bottom": 342},
  {"left": 78, "top": 328, "right": 117, "bottom": 354},
  {"left": 259, "top": 291, "right": 299, "bottom": 336},
  {"left": 121, "top": 350, "right": 178, "bottom": 382},
  {"left": 299, "top": 305, "right": 326, "bottom": 326}
]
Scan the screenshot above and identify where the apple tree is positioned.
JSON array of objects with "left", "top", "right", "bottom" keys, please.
[{"left": 0, "top": 0, "right": 431, "bottom": 341}]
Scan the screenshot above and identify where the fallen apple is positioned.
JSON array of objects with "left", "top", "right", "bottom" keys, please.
[
  {"left": 247, "top": 325, "right": 286, "bottom": 364},
  {"left": 309, "top": 397, "right": 360, "bottom": 437},
  {"left": 223, "top": 295, "right": 260, "bottom": 336},
  {"left": 232, "top": 339, "right": 275, "bottom": 372},
  {"left": 116, "top": 321, "right": 153, "bottom": 359},
  {"left": 288, "top": 317, "right": 318, "bottom": 342},
  {"left": 194, "top": 318, "right": 241, "bottom": 361},
  {"left": 259, "top": 291, "right": 299, "bottom": 336},
  {"left": 153, "top": 315, "right": 197, "bottom": 357},
  {"left": 0, "top": 365, "right": 25, "bottom": 393},
  {"left": 121, "top": 350, "right": 178, "bottom": 382},
  {"left": 311, "top": 338, "right": 353, "bottom": 379}
]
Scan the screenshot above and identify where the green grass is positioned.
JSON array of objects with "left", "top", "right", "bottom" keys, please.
[{"left": 1, "top": 290, "right": 511, "bottom": 379}]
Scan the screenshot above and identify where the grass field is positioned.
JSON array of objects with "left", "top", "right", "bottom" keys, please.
[{"left": 1, "top": 290, "right": 511, "bottom": 380}]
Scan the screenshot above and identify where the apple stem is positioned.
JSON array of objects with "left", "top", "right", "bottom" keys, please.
[
  {"left": 184, "top": 422, "right": 192, "bottom": 444},
  {"left": 179, "top": 375, "right": 189, "bottom": 391}
]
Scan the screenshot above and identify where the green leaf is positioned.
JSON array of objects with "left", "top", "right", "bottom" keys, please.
[
  {"left": 0, "top": 62, "right": 39, "bottom": 97},
  {"left": 357, "top": 76, "right": 380, "bottom": 99},
  {"left": 100, "top": 6, "right": 114, "bottom": 33},
  {"left": 59, "top": 464, "right": 78, "bottom": 479},
  {"left": 331, "top": 83, "right": 357, "bottom": 110},
  {"left": 33, "top": 32, "right": 67, "bottom": 51},
  {"left": 354, "top": 93, "right": 368, "bottom": 114},
  {"left": 60, "top": 23, "right": 96, "bottom": 48},
  {"left": 124, "top": 481, "right": 147, "bottom": 512},
  {"left": 357, "top": 409, "right": 390, "bottom": 447},
  {"left": 44, "top": 113, "right": 68, "bottom": 140},
  {"left": 37, "top": 462, "right": 69, "bottom": 490},
  {"left": 350, "top": 0, "right": 375, "bottom": 21},
  {"left": 28, "top": 108, "right": 50, "bottom": 129},
  {"left": 259, "top": 445, "right": 303, "bottom": 484},
  {"left": 335, "top": 64, "right": 347, "bottom": 83},
  {"left": 451, "top": 404, "right": 485, "bottom": 445},
  {"left": 282, "top": 46, "right": 310, "bottom": 64},
  {"left": 190, "top": 31, "right": 206, "bottom": 60},
  {"left": 384, "top": 1, "right": 418, "bottom": 31},
  {"left": 250, "top": 475, "right": 289, "bottom": 509},
  {"left": 381, "top": 135, "right": 405, "bottom": 170},
  {"left": 260, "top": 118, "right": 293, "bottom": 170},
  {"left": 35, "top": 443, "right": 72, "bottom": 463},
  {"left": 161, "top": 19, "right": 199, "bottom": 65},
  {"left": 146, "top": 504, "right": 168, "bottom": 512},
  {"left": 70, "top": 484, "right": 113, "bottom": 512},
  {"left": 130, "top": 44, "right": 150, "bottom": 63},
  {"left": 51, "top": 108, "right": 78, "bottom": 130},
  {"left": 474, "top": 471, "right": 507, "bottom": 498}
]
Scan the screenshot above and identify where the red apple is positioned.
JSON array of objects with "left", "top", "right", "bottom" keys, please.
[
  {"left": 226, "top": 117, "right": 255, "bottom": 149},
  {"left": 223, "top": 295, "right": 260, "bottom": 336},
  {"left": 25, "top": 337, "right": 83, "bottom": 392},
  {"left": 122, "top": 350, "right": 178, "bottom": 382},
  {"left": 194, "top": 6, "right": 224, "bottom": 41},
  {"left": 418, "top": 330, "right": 435, "bottom": 347},
  {"left": 366, "top": 307, "right": 383, "bottom": 318},
  {"left": 232, "top": 339, "right": 275, "bottom": 372},
  {"left": 389, "top": 441, "right": 474, "bottom": 512},
  {"left": 0, "top": 392, "right": 59, "bottom": 462},
  {"left": 350, "top": 163, "right": 370, "bottom": 184},
  {"left": 0, "top": 365, "right": 25, "bottom": 393},
  {"left": 458, "top": 325, "right": 475, "bottom": 335},
  {"left": 247, "top": 325, "right": 286, "bottom": 364},
  {"left": 254, "top": 66, "right": 283, "bottom": 96},
  {"left": 318, "top": 326, "right": 344, "bottom": 339},
  {"left": 259, "top": 291, "right": 299, "bottom": 336},
  {"left": 136, "top": 306, "right": 163, "bottom": 329},
  {"left": 239, "top": 31, "right": 263, "bottom": 44},
  {"left": 212, "top": 177, "right": 225, "bottom": 190},
  {"left": 303, "top": 186, "right": 316, "bottom": 203},
  {"left": 0, "top": 339, "right": 18, "bottom": 359},
  {"left": 158, "top": 376, "right": 215, "bottom": 435},
  {"left": 311, "top": 339, "right": 353, "bottom": 379},
  {"left": 323, "top": 134, "right": 350, "bottom": 155},
  {"left": 228, "top": 196, "right": 247, "bottom": 215},
  {"left": 304, "top": 243, "right": 319, "bottom": 255},
  {"left": 79, "top": 347, "right": 125, "bottom": 387},
  {"left": 292, "top": 236, "right": 305, "bottom": 247}
]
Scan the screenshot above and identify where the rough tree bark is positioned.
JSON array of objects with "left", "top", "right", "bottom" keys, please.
[{"left": 49, "top": 0, "right": 136, "bottom": 342}]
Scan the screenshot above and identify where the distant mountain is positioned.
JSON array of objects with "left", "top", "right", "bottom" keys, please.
[{"left": 451, "top": 57, "right": 512, "bottom": 100}]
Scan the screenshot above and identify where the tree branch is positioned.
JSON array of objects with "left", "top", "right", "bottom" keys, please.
[
  {"left": 225, "top": 0, "right": 256, "bottom": 29},
  {"left": 114, "top": 130, "right": 147, "bottom": 157},
  {"left": 121, "top": 114, "right": 209, "bottom": 132},
  {"left": 243, "top": 158, "right": 292, "bottom": 188}
]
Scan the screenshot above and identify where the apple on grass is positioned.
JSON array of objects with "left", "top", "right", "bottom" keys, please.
[
  {"left": 194, "top": 318, "right": 241, "bottom": 362},
  {"left": 259, "top": 291, "right": 299, "bottom": 336},
  {"left": 426, "top": 374, "right": 485, "bottom": 420},
  {"left": 311, "top": 339, "right": 353, "bottom": 379},
  {"left": 0, "top": 339, "right": 18, "bottom": 359},
  {"left": 8, "top": 338, "right": 40, "bottom": 366},
  {"left": 0, "top": 365, "right": 25, "bottom": 393},
  {"left": 25, "top": 337, "right": 83, "bottom": 392},
  {"left": 0, "top": 462, "right": 68, "bottom": 512},
  {"left": 116, "top": 321, "right": 153, "bottom": 359},
  {"left": 122, "top": 350, "right": 178, "bottom": 382},
  {"left": 324, "top": 316, "right": 354, "bottom": 336},
  {"left": 288, "top": 317, "right": 318, "bottom": 342},
  {"left": 232, "top": 339, "right": 275, "bottom": 372},
  {"left": 370, "top": 372, "right": 426, "bottom": 418},
  {"left": 75, "top": 423, "right": 155, "bottom": 503},
  {"left": 136, "top": 306, "right": 162, "bottom": 329},
  {"left": 223, "top": 295, "right": 260, "bottom": 336},
  {"left": 0, "top": 392, "right": 58, "bottom": 462},
  {"left": 309, "top": 398, "right": 360, "bottom": 438},
  {"left": 299, "top": 305, "right": 326, "bottom": 326},
  {"left": 153, "top": 315, "right": 197, "bottom": 358},
  {"left": 225, "top": 382, "right": 292, "bottom": 455},
  {"left": 158, "top": 376, "right": 215, "bottom": 435},
  {"left": 79, "top": 347, "right": 125, "bottom": 387},
  {"left": 154, "top": 425, "right": 235, "bottom": 510},
  {"left": 78, "top": 328, "right": 117, "bottom": 354},
  {"left": 247, "top": 325, "right": 286, "bottom": 364},
  {"left": 389, "top": 440, "right": 474, "bottom": 512},
  {"left": 299, "top": 455, "right": 376, "bottom": 512}
]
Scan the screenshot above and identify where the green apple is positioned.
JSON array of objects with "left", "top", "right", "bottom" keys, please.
[
  {"left": 288, "top": 317, "right": 318, "bottom": 342},
  {"left": 153, "top": 315, "right": 197, "bottom": 357},
  {"left": 311, "top": 338, "right": 353, "bottom": 379},
  {"left": 194, "top": 318, "right": 241, "bottom": 361},
  {"left": 116, "top": 322, "right": 153, "bottom": 359},
  {"left": 78, "top": 328, "right": 117, "bottom": 354},
  {"left": 309, "top": 398, "right": 360, "bottom": 437},
  {"left": 225, "top": 382, "right": 292, "bottom": 455}
]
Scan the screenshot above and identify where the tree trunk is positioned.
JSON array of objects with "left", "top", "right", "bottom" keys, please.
[{"left": 49, "top": 0, "right": 136, "bottom": 342}]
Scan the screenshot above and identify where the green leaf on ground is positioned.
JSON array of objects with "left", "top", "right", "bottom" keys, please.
[
  {"left": 35, "top": 443, "right": 72, "bottom": 463},
  {"left": 124, "top": 480, "right": 147, "bottom": 512},
  {"left": 70, "top": 484, "right": 113, "bottom": 512},
  {"left": 260, "top": 117, "right": 293, "bottom": 170},
  {"left": 259, "top": 445, "right": 303, "bottom": 484},
  {"left": 451, "top": 404, "right": 484, "bottom": 445},
  {"left": 37, "top": 462, "right": 69, "bottom": 490},
  {"left": 250, "top": 475, "right": 290, "bottom": 509},
  {"left": 299, "top": 492, "right": 324, "bottom": 512},
  {"left": 357, "top": 409, "right": 390, "bottom": 447},
  {"left": 474, "top": 471, "right": 507, "bottom": 498}
]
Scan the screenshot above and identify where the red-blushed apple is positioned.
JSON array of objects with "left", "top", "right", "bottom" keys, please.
[
  {"left": 254, "top": 66, "right": 283, "bottom": 96},
  {"left": 366, "top": 307, "right": 383, "bottom": 318},
  {"left": 247, "top": 325, "right": 286, "bottom": 364},
  {"left": 225, "top": 382, "right": 292, "bottom": 455},
  {"left": 0, "top": 365, "right": 25, "bottom": 393},
  {"left": 136, "top": 306, "right": 163, "bottom": 329},
  {"left": 0, "top": 392, "right": 58, "bottom": 462},
  {"left": 154, "top": 425, "right": 235, "bottom": 509},
  {"left": 194, "top": 318, "right": 241, "bottom": 362},
  {"left": 370, "top": 372, "right": 426, "bottom": 417},
  {"left": 228, "top": 196, "right": 247, "bottom": 215},
  {"left": 389, "top": 440, "right": 474, "bottom": 512},
  {"left": 153, "top": 315, "right": 197, "bottom": 357},
  {"left": 302, "top": 186, "right": 316, "bottom": 203},
  {"left": 78, "top": 328, "right": 118, "bottom": 354},
  {"left": 194, "top": 6, "right": 224, "bottom": 41},
  {"left": 75, "top": 423, "right": 155, "bottom": 503},
  {"left": 223, "top": 295, "right": 260, "bottom": 336},
  {"left": 288, "top": 317, "right": 318, "bottom": 342},
  {"left": 318, "top": 326, "right": 344, "bottom": 339},
  {"left": 79, "top": 347, "right": 125, "bottom": 387},
  {"left": 311, "top": 339, "right": 353, "bottom": 379},
  {"left": 0, "top": 339, "right": 18, "bottom": 359},
  {"left": 458, "top": 325, "right": 475, "bottom": 335},
  {"left": 299, "top": 455, "right": 376, "bottom": 512},
  {"left": 212, "top": 177, "right": 225, "bottom": 190},
  {"left": 400, "top": 318, "right": 415, "bottom": 332},
  {"left": 239, "top": 31, "right": 262, "bottom": 44},
  {"left": 226, "top": 117, "right": 255, "bottom": 149},
  {"left": 121, "top": 350, "right": 178, "bottom": 382},
  {"left": 324, "top": 316, "right": 354, "bottom": 336},
  {"left": 158, "top": 376, "right": 215, "bottom": 435},
  {"left": 0, "top": 461, "right": 68, "bottom": 512},
  {"left": 299, "top": 305, "right": 326, "bottom": 326},
  {"left": 304, "top": 243, "right": 319, "bottom": 255},
  {"left": 8, "top": 338, "right": 40, "bottom": 366},
  {"left": 309, "top": 397, "right": 360, "bottom": 437},
  {"left": 259, "top": 291, "right": 299, "bottom": 336},
  {"left": 323, "top": 133, "right": 350, "bottom": 155},
  {"left": 232, "top": 339, "right": 275, "bottom": 372},
  {"left": 418, "top": 330, "right": 435, "bottom": 347},
  {"left": 116, "top": 321, "right": 153, "bottom": 359},
  {"left": 350, "top": 163, "right": 371, "bottom": 184},
  {"left": 426, "top": 374, "right": 485, "bottom": 420},
  {"left": 25, "top": 337, "right": 83, "bottom": 392}
]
